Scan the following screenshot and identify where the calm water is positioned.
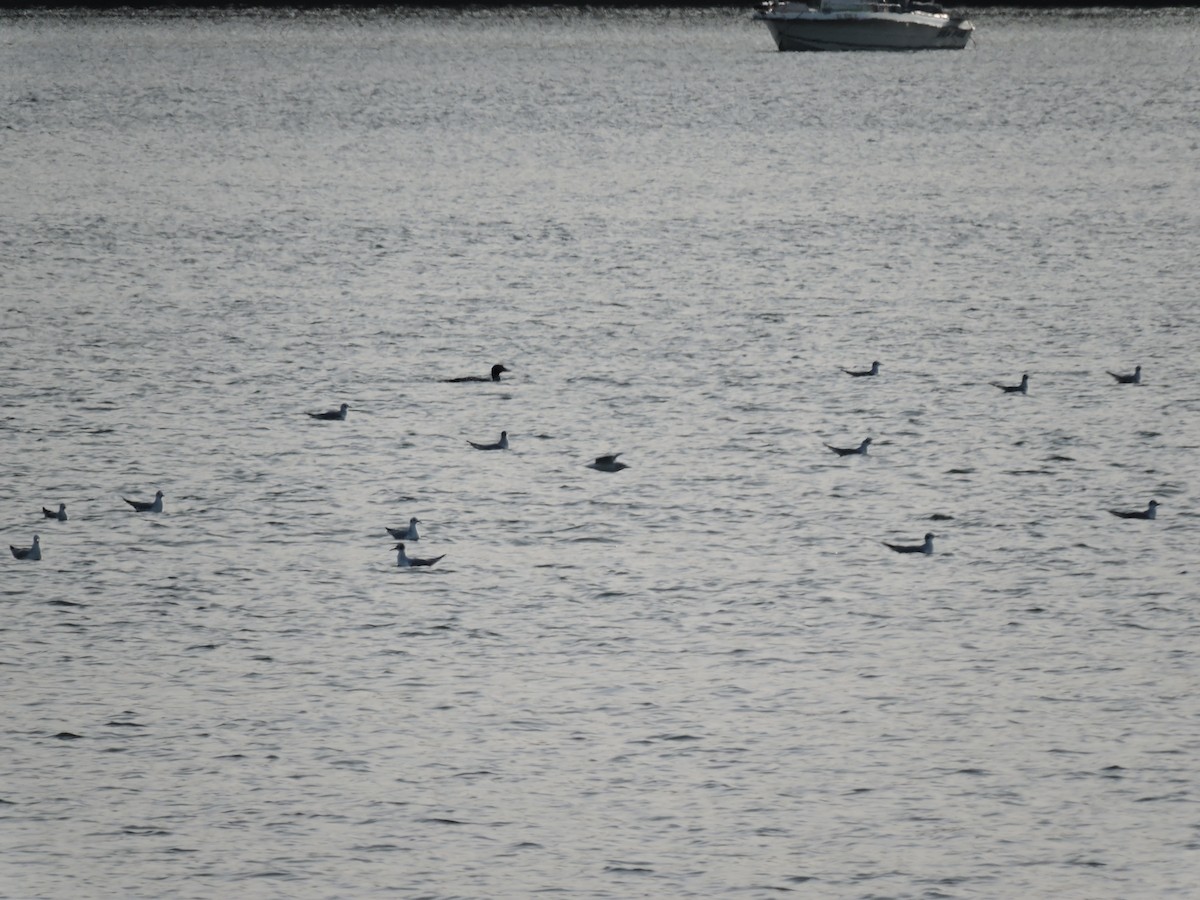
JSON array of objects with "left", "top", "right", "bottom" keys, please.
[{"left": 3, "top": 6, "right": 1199, "bottom": 898}]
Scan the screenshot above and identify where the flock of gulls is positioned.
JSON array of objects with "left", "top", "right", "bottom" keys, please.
[
  {"left": 8, "top": 361, "right": 1159, "bottom": 565},
  {"left": 866, "top": 361, "right": 1154, "bottom": 553},
  {"left": 6, "top": 362, "right": 630, "bottom": 569},
  {"left": 830, "top": 359, "right": 1153, "bottom": 555},
  {"left": 9, "top": 490, "right": 166, "bottom": 562},
  {"left": 7, "top": 364, "right": 520, "bottom": 569},
  {"left": 832, "top": 361, "right": 1156, "bottom": 554},
  {"left": 311, "top": 363, "right": 626, "bottom": 567}
]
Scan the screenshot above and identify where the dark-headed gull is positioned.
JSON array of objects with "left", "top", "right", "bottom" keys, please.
[
  {"left": 826, "top": 438, "right": 872, "bottom": 457},
  {"left": 393, "top": 543, "right": 444, "bottom": 568},
  {"left": 469, "top": 431, "right": 509, "bottom": 451},
  {"left": 883, "top": 533, "right": 935, "bottom": 555},
  {"left": 991, "top": 374, "right": 1029, "bottom": 394},
  {"left": 842, "top": 361, "right": 881, "bottom": 377}
]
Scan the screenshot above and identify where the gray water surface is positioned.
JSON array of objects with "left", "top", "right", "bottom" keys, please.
[{"left": 2, "top": 7, "right": 1199, "bottom": 898}]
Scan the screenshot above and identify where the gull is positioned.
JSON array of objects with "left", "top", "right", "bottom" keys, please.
[
  {"left": 1107, "top": 365, "right": 1142, "bottom": 385},
  {"left": 883, "top": 533, "right": 935, "bottom": 555},
  {"left": 1109, "top": 500, "right": 1158, "bottom": 520},
  {"left": 386, "top": 518, "right": 420, "bottom": 541},
  {"left": 445, "top": 364, "right": 509, "bottom": 383},
  {"left": 43, "top": 503, "right": 68, "bottom": 521},
  {"left": 10, "top": 535, "right": 41, "bottom": 561},
  {"left": 991, "top": 374, "right": 1029, "bottom": 394},
  {"left": 308, "top": 403, "right": 350, "bottom": 421},
  {"left": 469, "top": 431, "right": 509, "bottom": 451},
  {"left": 587, "top": 453, "right": 628, "bottom": 473},
  {"left": 393, "top": 543, "right": 444, "bottom": 568},
  {"left": 826, "top": 437, "right": 872, "bottom": 457},
  {"left": 124, "top": 490, "right": 164, "bottom": 513},
  {"left": 842, "top": 361, "right": 881, "bottom": 377}
]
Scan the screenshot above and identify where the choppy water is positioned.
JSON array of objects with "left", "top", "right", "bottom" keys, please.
[{"left": 3, "top": 6, "right": 1199, "bottom": 898}]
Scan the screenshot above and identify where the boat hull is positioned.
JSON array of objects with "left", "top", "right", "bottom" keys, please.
[{"left": 759, "top": 12, "right": 972, "bottom": 51}]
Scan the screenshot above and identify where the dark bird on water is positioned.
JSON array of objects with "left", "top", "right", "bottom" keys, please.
[
  {"left": 826, "top": 438, "right": 872, "bottom": 457},
  {"left": 393, "top": 543, "right": 445, "bottom": 568},
  {"left": 1109, "top": 500, "right": 1158, "bottom": 520},
  {"left": 10, "top": 534, "right": 41, "bottom": 561},
  {"left": 308, "top": 403, "right": 350, "bottom": 421},
  {"left": 842, "top": 361, "right": 881, "bottom": 377},
  {"left": 43, "top": 503, "right": 67, "bottom": 521},
  {"left": 1107, "top": 365, "right": 1142, "bottom": 384},
  {"left": 587, "top": 453, "right": 628, "bottom": 473},
  {"left": 469, "top": 431, "right": 509, "bottom": 451},
  {"left": 991, "top": 373, "right": 1029, "bottom": 394},
  {"left": 445, "top": 364, "right": 509, "bottom": 383},
  {"left": 883, "top": 533, "right": 935, "bottom": 555}
]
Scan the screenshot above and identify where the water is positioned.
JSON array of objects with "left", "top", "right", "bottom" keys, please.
[{"left": 3, "top": 7, "right": 1199, "bottom": 897}]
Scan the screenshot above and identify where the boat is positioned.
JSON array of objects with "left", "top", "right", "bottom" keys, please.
[{"left": 754, "top": 0, "right": 974, "bottom": 52}]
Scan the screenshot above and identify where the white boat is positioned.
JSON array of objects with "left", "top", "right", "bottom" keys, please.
[{"left": 754, "top": 0, "right": 974, "bottom": 52}]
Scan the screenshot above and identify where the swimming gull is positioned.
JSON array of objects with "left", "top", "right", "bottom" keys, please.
[
  {"left": 393, "top": 543, "right": 445, "bottom": 568},
  {"left": 991, "top": 373, "right": 1029, "bottom": 394},
  {"left": 826, "top": 438, "right": 872, "bottom": 457},
  {"left": 883, "top": 533, "right": 935, "bottom": 555},
  {"left": 308, "top": 403, "right": 350, "bottom": 421},
  {"left": 10, "top": 535, "right": 41, "bottom": 561},
  {"left": 1107, "top": 365, "right": 1142, "bottom": 384},
  {"left": 43, "top": 503, "right": 67, "bottom": 521},
  {"left": 1109, "top": 499, "right": 1158, "bottom": 520},
  {"left": 842, "top": 361, "right": 881, "bottom": 377},
  {"left": 124, "top": 490, "right": 164, "bottom": 513},
  {"left": 469, "top": 431, "right": 509, "bottom": 451},
  {"left": 386, "top": 518, "right": 420, "bottom": 541}
]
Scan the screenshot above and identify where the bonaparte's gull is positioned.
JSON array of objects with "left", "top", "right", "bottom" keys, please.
[
  {"left": 308, "top": 403, "right": 350, "bottom": 420},
  {"left": 124, "top": 490, "right": 164, "bottom": 513},
  {"left": 842, "top": 361, "right": 881, "bottom": 377},
  {"left": 10, "top": 534, "right": 41, "bottom": 561},
  {"left": 386, "top": 518, "right": 420, "bottom": 541},
  {"left": 883, "top": 533, "right": 935, "bottom": 555},
  {"left": 991, "top": 374, "right": 1029, "bottom": 394},
  {"left": 445, "top": 364, "right": 509, "bottom": 383},
  {"left": 43, "top": 503, "right": 67, "bottom": 521},
  {"left": 1109, "top": 499, "right": 1158, "bottom": 520},
  {"left": 1107, "top": 365, "right": 1142, "bottom": 384},
  {"left": 469, "top": 431, "right": 509, "bottom": 450},
  {"left": 393, "top": 543, "right": 445, "bottom": 568},
  {"left": 826, "top": 438, "right": 872, "bottom": 456},
  {"left": 587, "top": 453, "right": 628, "bottom": 472}
]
